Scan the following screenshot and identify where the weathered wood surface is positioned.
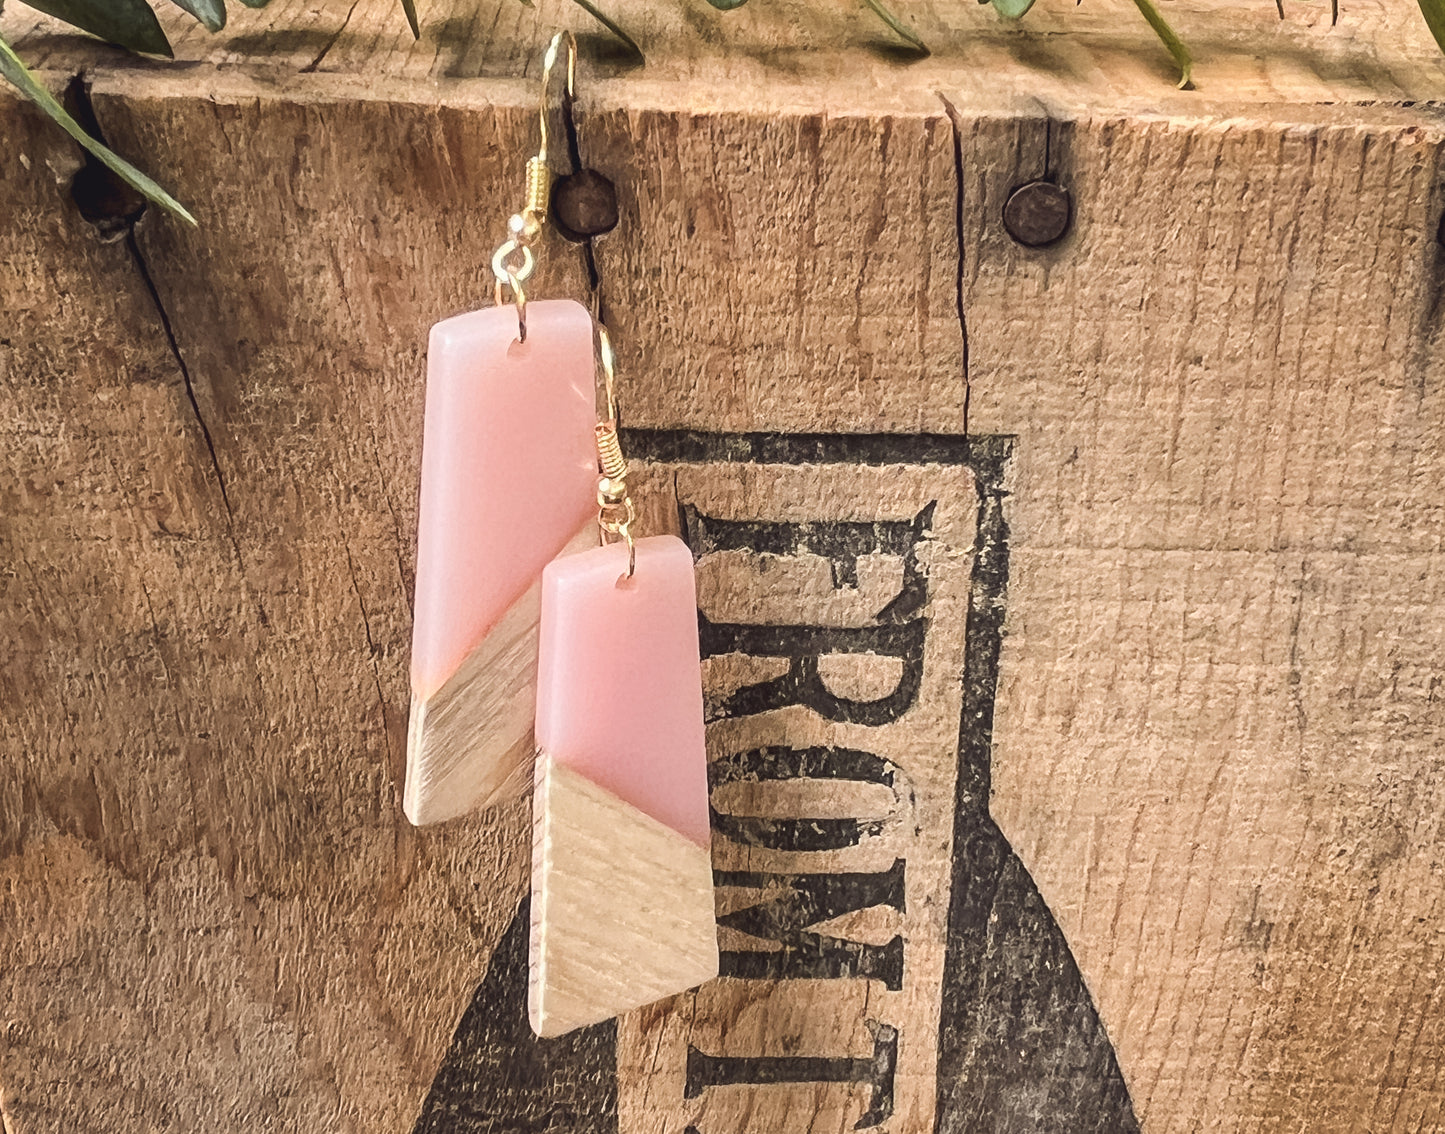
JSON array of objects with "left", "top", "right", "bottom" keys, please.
[{"left": 3, "top": 2, "right": 1445, "bottom": 1132}]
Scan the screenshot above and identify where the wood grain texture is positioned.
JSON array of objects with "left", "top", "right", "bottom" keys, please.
[
  {"left": 955, "top": 107, "right": 1445, "bottom": 1132},
  {"left": 0, "top": 78, "right": 555, "bottom": 1134},
  {"left": 404, "top": 522, "right": 595, "bottom": 825},
  {"left": 529, "top": 753, "right": 717, "bottom": 1039},
  {"left": 2, "top": 4, "right": 1445, "bottom": 1131}
]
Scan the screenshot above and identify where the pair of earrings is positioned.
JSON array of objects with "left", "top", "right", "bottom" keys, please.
[{"left": 400, "top": 34, "right": 718, "bottom": 1039}]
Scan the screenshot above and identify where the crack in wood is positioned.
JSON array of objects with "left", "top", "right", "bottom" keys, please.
[
  {"left": 937, "top": 92, "right": 971, "bottom": 440},
  {"left": 343, "top": 537, "right": 397, "bottom": 778},
  {"left": 64, "top": 77, "right": 254, "bottom": 593},
  {"left": 121, "top": 227, "right": 237, "bottom": 526},
  {"left": 302, "top": 0, "right": 362, "bottom": 75}
]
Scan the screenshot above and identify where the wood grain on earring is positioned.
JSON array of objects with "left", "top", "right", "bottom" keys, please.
[
  {"left": 404, "top": 523, "right": 597, "bottom": 825},
  {"left": 529, "top": 751, "right": 718, "bottom": 1039}
]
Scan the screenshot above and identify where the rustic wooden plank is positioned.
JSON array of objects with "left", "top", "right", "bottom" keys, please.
[
  {"left": 955, "top": 102, "right": 1445, "bottom": 1130},
  {"left": 0, "top": 81, "right": 551, "bottom": 1134},
  {"left": 3, "top": 16, "right": 1445, "bottom": 1134},
  {"left": 0, "top": 73, "right": 973, "bottom": 1133}
]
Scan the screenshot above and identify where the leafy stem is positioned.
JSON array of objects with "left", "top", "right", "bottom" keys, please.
[
  {"left": 1128, "top": 0, "right": 1193, "bottom": 88},
  {"left": 1417, "top": 0, "right": 1445, "bottom": 54},
  {"left": 863, "top": 0, "right": 929, "bottom": 54},
  {"left": 2, "top": 0, "right": 1441, "bottom": 231},
  {"left": 0, "top": 33, "right": 196, "bottom": 222}
]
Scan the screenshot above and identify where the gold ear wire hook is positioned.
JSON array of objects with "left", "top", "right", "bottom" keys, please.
[
  {"left": 594, "top": 324, "right": 636, "bottom": 579},
  {"left": 598, "top": 320, "right": 620, "bottom": 425},
  {"left": 538, "top": 30, "right": 577, "bottom": 168},
  {"left": 521, "top": 31, "right": 577, "bottom": 233},
  {"left": 493, "top": 31, "right": 577, "bottom": 342}
]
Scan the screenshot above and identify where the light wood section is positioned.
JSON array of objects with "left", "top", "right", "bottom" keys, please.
[
  {"left": 404, "top": 522, "right": 595, "bottom": 826},
  {"left": 529, "top": 752, "right": 718, "bottom": 1039}
]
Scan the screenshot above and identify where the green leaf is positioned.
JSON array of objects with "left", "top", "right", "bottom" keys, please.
[
  {"left": 400, "top": 0, "right": 420, "bottom": 38},
  {"left": 863, "top": 0, "right": 930, "bottom": 52},
  {"left": 16, "top": 0, "right": 173, "bottom": 56},
  {"left": 1130, "top": 0, "right": 1193, "bottom": 88},
  {"left": 167, "top": 0, "right": 226, "bottom": 32},
  {"left": 991, "top": 0, "right": 1038, "bottom": 18},
  {"left": 704, "top": 0, "right": 750, "bottom": 8},
  {"left": 0, "top": 35, "right": 196, "bottom": 224},
  {"left": 568, "top": 0, "right": 644, "bottom": 62},
  {"left": 235, "top": 0, "right": 273, "bottom": 8},
  {"left": 1417, "top": 0, "right": 1445, "bottom": 53}
]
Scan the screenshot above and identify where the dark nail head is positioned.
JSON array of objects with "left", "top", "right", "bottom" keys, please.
[
  {"left": 1003, "top": 180, "right": 1072, "bottom": 248},
  {"left": 552, "top": 169, "right": 619, "bottom": 242}
]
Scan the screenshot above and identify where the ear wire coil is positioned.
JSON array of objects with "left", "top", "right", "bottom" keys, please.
[
  {"left": 524, "top": 156, "right": 551, "bottom": 223},
  {"left": 595, "top": 422, "right": 628, "bottom": 485}
]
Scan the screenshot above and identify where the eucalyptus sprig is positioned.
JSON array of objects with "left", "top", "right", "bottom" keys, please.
[
  {"left": 0, "top": 32, "right": 195, "bottom": 221},
  {"left": 712, "top": 0, "right": 1445, "bottom": 90},
  {"left": 0, "top": 0, "right": 286, "bottom": 222},
  {"left": 0, "top": 0, "right": 635, "bottom": 222}
]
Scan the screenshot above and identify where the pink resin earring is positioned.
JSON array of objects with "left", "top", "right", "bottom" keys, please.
[
  {"left": 528, "top": 329, "right": 718, "bottom": 1038},
  {"left": 404, "top": 34, "right": 596, "bottom": 825}
]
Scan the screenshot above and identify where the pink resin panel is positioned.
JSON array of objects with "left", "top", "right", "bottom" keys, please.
[
  {"left": 535, "top": 536, "right": 711, "bottom": 848},
  {"left": 410, "top": 300, "right": 598, "bottom": 700}
]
